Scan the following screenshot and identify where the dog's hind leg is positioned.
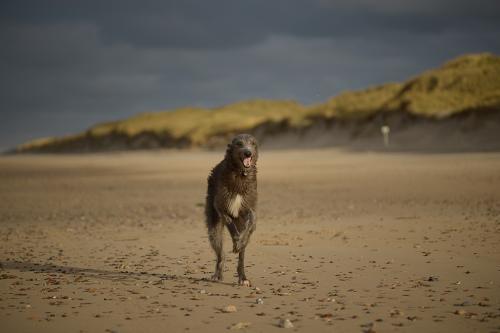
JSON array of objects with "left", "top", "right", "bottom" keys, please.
[{"left": 208, "top": 220, "right": 225, "bottom": 281}]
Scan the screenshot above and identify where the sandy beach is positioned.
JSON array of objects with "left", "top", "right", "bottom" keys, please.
[{"left": 1, "top": 149, "right": 499, "bottom": 333}]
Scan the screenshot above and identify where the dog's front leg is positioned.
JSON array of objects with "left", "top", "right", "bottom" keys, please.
[
  {"left": 237, "top": 247, "right": 250, "bottom": 286},
  {"left": 225, "top": 217, "right": 242, "bottom": 253},
  {"left": 208, "top": 219, "right": 225, "bottom": 281},
  {"left": 233, "top": 210, "right": 255, "bottom": 253},
  {"left": 236, "top": 210, "right": 255, "bottom": 286},
  {"left": 245, "top": 209, "right": 256, "bottom": 231}
]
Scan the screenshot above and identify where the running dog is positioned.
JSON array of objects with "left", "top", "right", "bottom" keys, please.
[{"left": 205, "top": 134, "right": 258, "bottom": 286}]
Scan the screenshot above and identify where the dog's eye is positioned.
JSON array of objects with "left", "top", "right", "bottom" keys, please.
[{"left": 235, "top": 141, "right": 244, "bottom": 147}]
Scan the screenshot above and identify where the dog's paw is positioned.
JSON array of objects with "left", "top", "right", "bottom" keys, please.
[
  {"left": 238, "top": 279, "right": 251, "bottom": 287},
  {"left": 211, "top": 273, "right": 223, "bottom": 281},
  {"left": 232, "top": 240, "right": 242, "bottom": 253}
]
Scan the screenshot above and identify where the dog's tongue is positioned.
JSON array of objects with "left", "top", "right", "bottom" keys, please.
[{"left": 243, "top": 157, "right": 252, "bottom": 167}]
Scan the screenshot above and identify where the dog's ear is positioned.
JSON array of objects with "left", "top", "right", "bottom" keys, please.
[{"left": 227, "top": 144, "right": 231, "bottom": 149}]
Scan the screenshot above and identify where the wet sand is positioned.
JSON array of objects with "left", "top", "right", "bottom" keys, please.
[{"left": 1, "top": 150, "right": 499, "bottom": 332}]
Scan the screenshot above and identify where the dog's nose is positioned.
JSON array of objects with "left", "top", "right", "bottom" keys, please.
[{"left": 244, "top": 150, "right": 252, "bottom": 157}]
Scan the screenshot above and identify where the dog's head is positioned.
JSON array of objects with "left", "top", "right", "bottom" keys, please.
[{"left": 226, "top": 134, "right": 259, "bottom": 171}]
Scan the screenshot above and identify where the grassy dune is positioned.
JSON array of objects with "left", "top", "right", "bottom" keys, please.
[
  {"left": 94, "top": 100, "right": 307, "bottom": 145},
  {"left": 15, "top": 53, "right": 500, "bottom": 152}
]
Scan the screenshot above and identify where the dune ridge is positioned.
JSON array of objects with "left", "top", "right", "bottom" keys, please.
[{"left": 14, "top": 53, "right": 500, "bottom": 153}]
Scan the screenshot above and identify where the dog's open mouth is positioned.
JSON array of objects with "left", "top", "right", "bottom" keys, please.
[{"left": 242, "top": 157, "right": 252, "bottom": 168}]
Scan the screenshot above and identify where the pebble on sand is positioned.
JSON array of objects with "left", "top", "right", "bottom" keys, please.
[
  {"left": 256, "top": 298, "right": 264, "bottom": 304},
  {"left": 278, "top": 318, "right": 294, "bottom": 328},
  {"left": 222, "top": 305, "right": 237, "bottom": 313},
  {"left": 229, "top": 322, "right": 251, "bottom": 330}
]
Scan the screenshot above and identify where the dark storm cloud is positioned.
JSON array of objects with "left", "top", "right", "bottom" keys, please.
[
  {"left": 1, "top": 0, "right": 500, "bottom": 150},
  {"left": 3, "top": 0, "right": 500, "bottom": 48}
]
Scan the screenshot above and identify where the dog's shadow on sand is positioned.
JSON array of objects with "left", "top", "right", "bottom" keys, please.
[{"left": 0, "top": 260, "right": 235, "bottom": 286}]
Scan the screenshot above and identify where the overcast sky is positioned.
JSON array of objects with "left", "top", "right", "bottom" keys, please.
[{"left": 1, "top": 0, "right": 500, "bottom": 150}]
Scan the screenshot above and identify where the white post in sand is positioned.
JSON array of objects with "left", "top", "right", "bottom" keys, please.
[{"left": 381, "top": 125, "right": 390, "bottom": 148}]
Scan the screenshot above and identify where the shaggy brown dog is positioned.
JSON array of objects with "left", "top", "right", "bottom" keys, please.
[{"left": 205, "top": 134, "right": 258, "bottom": 286}]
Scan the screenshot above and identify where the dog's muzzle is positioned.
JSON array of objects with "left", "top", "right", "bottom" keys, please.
[{"left": 242, "top": 149, "right": 252, "bottom": 168}]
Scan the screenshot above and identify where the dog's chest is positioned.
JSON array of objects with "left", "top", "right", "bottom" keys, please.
[{"left": 227, "top": 194, "right": 244, "bottom": 218}]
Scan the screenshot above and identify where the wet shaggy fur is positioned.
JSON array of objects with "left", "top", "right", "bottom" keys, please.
[{"left": 205, "top": 134, "right": 258, "bottom": 286}]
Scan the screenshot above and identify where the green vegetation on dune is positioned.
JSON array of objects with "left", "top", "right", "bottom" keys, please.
[
  {"left": 383, "top": 53, "right": 500, "bottom": 118},
  {"left": 307, "top": 53, "right": 500, "bottom": 119},
  {"left": 88, "top": 107, "right": 210, "bottom": 139},
  {"left": 187, "top": 100, "right": 306, "bottom": 144},
  {"left": 89, "top": 100, "right": 305, "bottom": 145},
  {"left": 15, "top": 53, "right": 500, "bottom": 152},
  {"left": 306, "top": 82, "right": 404, "bottom": 119}
]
